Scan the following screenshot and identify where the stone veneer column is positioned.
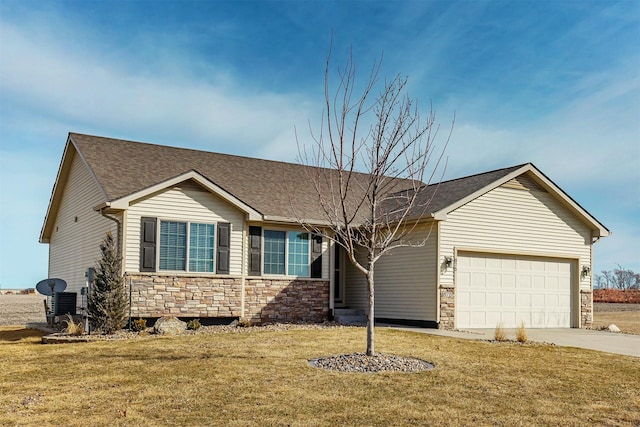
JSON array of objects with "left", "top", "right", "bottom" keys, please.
[
  {"left": 439, "top": 286, "right": 455, "bottom": 330},
  {"left": 580, "top": 290, "right": 593, "bottom": 328}
]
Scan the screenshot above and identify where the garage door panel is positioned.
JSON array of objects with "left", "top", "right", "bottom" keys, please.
[
  {"left": 487, "top": 273, "right": 501, "bottom": 287},
  {"left": 502, "top": 274, "right": 516, "bottom": 288},
  {"left": 502, "top": 292, "right": 516, "bottom": 306},
  {"left": 532, "top": 276, "right": 545, "bottom": 290},
  {"left": 471, "top": 293, "right": 486, "bottom": 305},
  {"left": 457, "top": 290, "right": 471, "bottom": 306},
  {"left": 456, "top": 252, "right": 573, "bottom": 328},
  {"left": 516, "top": 293, "right": 531, "bottom": 308},
  {"left": 546, "top": 276, "right": 559, "bottom": 290}
]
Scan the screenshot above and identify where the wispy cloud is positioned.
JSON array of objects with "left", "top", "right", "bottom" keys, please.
[{"left": 0, "top": 20, "right": 316, "bottom": 160}]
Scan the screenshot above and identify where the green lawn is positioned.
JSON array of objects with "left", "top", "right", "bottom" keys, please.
[{"left": 1, "top": 326, "right": 638, "bottom": 426}]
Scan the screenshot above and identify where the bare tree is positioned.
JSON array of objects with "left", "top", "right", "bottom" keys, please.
[
  {"left": 296, "top": 50, "right": 451, "bottom": 355},
  {"left": 595, "top": 265, "right": 640, "bottom": 290}
]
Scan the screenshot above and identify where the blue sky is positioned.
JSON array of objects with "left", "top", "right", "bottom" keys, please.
[{"left": 0, "top": 0, "right": 638, "bottom": 288}]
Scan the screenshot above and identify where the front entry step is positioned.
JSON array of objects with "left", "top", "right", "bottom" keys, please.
[{"left": 334, "top": 308, "right": 367, "bottom": 325}]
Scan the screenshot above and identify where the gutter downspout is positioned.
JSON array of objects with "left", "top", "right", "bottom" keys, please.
[
  {"left": 99, "top": 208, "right": 123, "bottom": 258},
  {"left": 241, "top": 220, "right": 247, "bottom": 320}
]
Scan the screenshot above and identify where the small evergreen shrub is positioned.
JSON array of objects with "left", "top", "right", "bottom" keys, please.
[
  {"left": 516, "top": 321, "right": 528, "bottom": 343},
  {"left": 494, "top": 321, "right": 507, "bottom": 341},
  {"left": 88, "top": 232, "right": 128, "bottom": 334},
  {"left": 132, "top": 317, "right": 147, "bottom": 332},
  {"left": 187, "top": 319, "right": 202, "bottom": 330}
]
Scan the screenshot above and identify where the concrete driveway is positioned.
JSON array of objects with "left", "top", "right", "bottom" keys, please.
[{"left": 384, "top": 326, "right": 640, "bottom": 358}]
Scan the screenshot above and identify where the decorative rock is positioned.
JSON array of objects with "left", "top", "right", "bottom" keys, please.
[
  {"left": 153, "top": 316, "right": 187, "bottom": 335},
  {"left": 309, "top": 353, "right": 434, "bottom": 373},
  {"left": 607, "top": 324, "right": 621, "bottom": 332}
]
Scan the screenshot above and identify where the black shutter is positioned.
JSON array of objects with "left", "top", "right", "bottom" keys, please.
[
  {"left": 311, "top": 233, "right": 323, "bottom": 278},
  {"left": 248, "top": 226, "right": 262, "bottom": 276},
  {"left": 216, "top": 222, "right": 231, "bottom": 274},
  {"left": 140, "top": 217, "right": 157, "bottom": 272}
]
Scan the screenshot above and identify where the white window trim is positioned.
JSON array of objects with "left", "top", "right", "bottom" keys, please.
[
  {"left": 157, "top": 218, "right": 217, "bottom": 273},
  {"left": 262, "top": 228, "right": 311, "bottom": 278}
]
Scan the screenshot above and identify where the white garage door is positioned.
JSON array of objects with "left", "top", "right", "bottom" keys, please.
[{"left": 456, "top": 252, "right": 573, "bottom": 328}]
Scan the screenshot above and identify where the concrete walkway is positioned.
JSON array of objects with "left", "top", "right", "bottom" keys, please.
[{"left": 383, "top": 325, "right": 640, "bottom": 358}]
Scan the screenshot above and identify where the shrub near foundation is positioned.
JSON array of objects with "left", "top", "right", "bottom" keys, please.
[
  {"left": 494, "top": 321, "right": 507, "bottom": 341},
  {"left": 516, "top": 321, "right": 527, "bottom": 343},
  {"left": 187, "top": 319, "right": 202, "bottom": 330},
  {"left": 131, "top": 318, "right": 147, "bottom": 332},
  {"left": 63, "top": 314, "right": 84, "bottom": 336}
]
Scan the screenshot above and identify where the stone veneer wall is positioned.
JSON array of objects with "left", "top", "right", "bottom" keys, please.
[
  {"left": 580, "top": 290, "right": 593, "bottom": 328},
  {"left": 439, "top": 287, "right": 455, "bottom": 330},
  {"left": 127, "top": 274, "right": 329, "bottom": 324},
  {"left": 128, "top": 275, "right": 243, "bottom": 318},
  {"left": 245, "top": 279, "right": 329, "bottom": 324}
]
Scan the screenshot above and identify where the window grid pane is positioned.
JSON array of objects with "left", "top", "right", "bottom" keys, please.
[
  {"left": 189, "top": 223, "right": 215, "bottom": 272},
  {"left": 288, "top": 232, "right": 309, "bottom": 276},
  {"left": 160, "top": 221, "right": 186, "bottom": 270},
  {"left": 264, "top": 230, "right": 285, "bottom": 275}
]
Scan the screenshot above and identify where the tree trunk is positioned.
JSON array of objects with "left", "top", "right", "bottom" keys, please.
[{"left": 366, "top": 268, "right": 375, "bottom": 356}]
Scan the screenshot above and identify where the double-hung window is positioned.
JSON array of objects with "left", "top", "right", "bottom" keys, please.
[
  {"left": 159, "top": 221, "right": 215, "bottom": 272},
  {"left": 263, "top": 230, "right": 310, "bottom": 277}
]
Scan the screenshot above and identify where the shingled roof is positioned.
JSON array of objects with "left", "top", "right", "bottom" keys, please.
[
  {"left": 68, "top": 132, "right": 398, "bottom": 222},
  {"left": 40, "top": 133, "right": 609, "bottom": 242}
]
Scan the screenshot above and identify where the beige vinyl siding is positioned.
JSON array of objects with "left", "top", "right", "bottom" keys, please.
[
  {"left": 344, "top": 247, "right": 367, "bottom": 310},
  {"left": 124, "top": 180, "right": 245, "bottom": 275},
  {"left": 343, "top": 222, "right": 438, "bottom": 321},
  {"left": 440, "top": 185, "right": 592, "bottom": 290},
  {"left": 374, "top": 223, "right": 438, "bottom": 320},
  {"left": 48, "top": 152, "right": 116, "bottom": 301}
]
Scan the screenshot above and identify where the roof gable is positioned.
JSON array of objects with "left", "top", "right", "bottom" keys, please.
[{"left": 419, "top": 163, "right": 609, "bottom": 237}]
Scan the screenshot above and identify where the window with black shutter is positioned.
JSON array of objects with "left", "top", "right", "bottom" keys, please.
[
  {"left": 140, "top": 217, "right": 157, "bottom": 272},
  {"left": 216, "top": 222, "right": 231, "bottom": 274},
  {"left": 311, "top": 234, "right": 323, "bottom": 278},
  {"left": 248, "top": 226, "right": 262, "bottom": 276}
]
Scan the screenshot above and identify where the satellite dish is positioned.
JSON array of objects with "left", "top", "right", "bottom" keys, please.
[{"left": 36, "top": 278, "right": 67, "bottom": 296}]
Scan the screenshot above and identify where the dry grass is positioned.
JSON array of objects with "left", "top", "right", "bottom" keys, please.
[
  {"left": 593, "top": 310, "right": 640, "bottom": 335},
  {"left": 63, "top": 314, "right": 85, "bottom": 336},
  {"left": 516, "top": 321, "right": 528, "bottom": 343},
  {"left": 1, "top": 325, "right": 639, "bottom": 426},
  {"left": 494, "top": 321, "right": 507, "bottom": 341}
]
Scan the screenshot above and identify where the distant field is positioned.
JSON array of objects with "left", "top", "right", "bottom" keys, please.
[
  {"left": 0, "top": 294, "right": 46, "bottom": 326},
  {"left": 593, "top": 303, "right": 640, "bottom": 335}
]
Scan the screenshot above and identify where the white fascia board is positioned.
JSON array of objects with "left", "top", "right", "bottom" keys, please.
[
  {"left": 262, "top": 215, "right": 334, "bottom": 227},
  {"left": 41, "top": 136, "right": 109, "bottom": 243},
  {"left": 108, "top": 170, "right": 263, "bottom": 221}
]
